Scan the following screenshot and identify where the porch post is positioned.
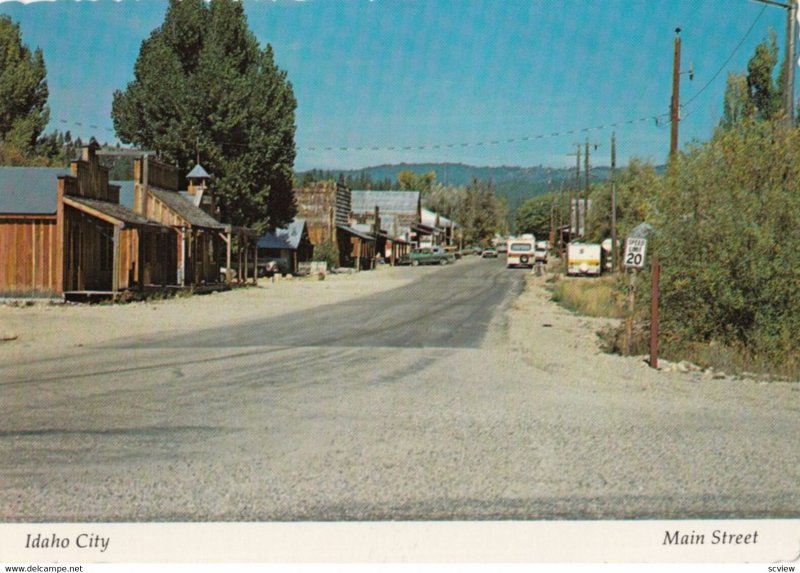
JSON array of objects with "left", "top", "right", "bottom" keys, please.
[
  {"left": 226, "top": 229, "right": 232, "bottom": 284},
  {"left": 137, "top": 228, "right": 145, "bottom": 292},
  {"left": 252, "top": 238, "right": 258, "bottom": 285},
  {"left": 112, "top": 224, "right": 121, "bottom": 296}
]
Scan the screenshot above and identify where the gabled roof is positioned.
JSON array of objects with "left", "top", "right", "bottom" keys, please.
[
  {"left": 257, "top": 219, "right": 307, "bottom": 250},
  {"left": 0, "top": 167, "right": 70, "bottom": 214},
  {"left": 149, "top": 186, "right": 225, "bottom": 229},
  {"left": 350, "top": 190, "right": 420, "bottom": 214}
]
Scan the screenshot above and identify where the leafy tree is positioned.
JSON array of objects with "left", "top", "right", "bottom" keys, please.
[
  {"left": 454, "top": 178, "right": 505, "bottom": 246},
  {"left": 112, "top": 0, "right": 297, "bottom": 231},
  {"left": 0, "top": 15, "right": 49, "bottom": 156},
  {"left": 513, "top": 193, "right": 554, "bottom": 238},
  {"left": 747, "top": 30, "right": 782, "bottom": 121},
  {"left": 720, "top": 72, "right": 751, "bottom": 130},
  {"left": 584, "top": 159, "right": 660, "bottom": 243},
  {"left": 396, "top": 170, "right": 436, "bottom": 196},
  {"left": 652, "top": 120, "right": 800, "bottom": 372},
  {"left": 720, "top": 31, "right": 783, "bottom": 129}
]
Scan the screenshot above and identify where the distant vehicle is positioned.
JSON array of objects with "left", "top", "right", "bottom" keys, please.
[
  {"left": 396, "top": 253, "right": 413, "bottom": 266},
  {"left": 409, "top": 246, "right": 455, "bottom": 266},
  {"left": 496, "top": 244, "right": 508, "bottom": 254},
  {"left": 534, "top": 240, "right": 549, "bottom": 263},
  {"left": 220, "top": 258, "right": 290, "bottom": 281},
  {"left": 506, "top": 235, "right": 536, "bottom": 268},
  {"left": 567, "top": 243, "right": 602, "bottom": 276},
  {"left": 444, "top": 245, "right": 462, "bottom": 259},
  {"left": 482, "top": 248, "right": 498, "bottom": 258}
]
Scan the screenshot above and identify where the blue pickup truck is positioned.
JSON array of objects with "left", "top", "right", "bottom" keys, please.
[{"left": 407, "top": 246, "right": 456, "bottom": 266}]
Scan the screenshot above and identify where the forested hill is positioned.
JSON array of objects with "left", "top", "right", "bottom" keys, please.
[{"left": 302, "top": 163, "right": 613, "bottom": 211}]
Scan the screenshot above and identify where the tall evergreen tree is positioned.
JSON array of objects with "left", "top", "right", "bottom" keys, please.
[
  {"left": 720, "top": 31, "right": 783, "bottom": 129},
  {"left": 112, "top": 0, "right": 297, "bottom": 231},
  {"left": 747, "top": 30, "right": 782, "bottom": 121},
  {"left": 0, "top": 15, "right": 49, "bottom": 155}
]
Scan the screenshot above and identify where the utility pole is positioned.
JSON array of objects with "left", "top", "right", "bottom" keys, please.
[
  {"left": 583, "top": 139, "right": 601, "bottom": 239},
  {"left": 610, "top": 132, "right": 618, "bottom": 272},
  {"left": 567, "top": 145, "right": 581, "bottom": 242},
  {"left": 584, "top": 140, "right": 590, "bottom": 239},
  {"left": 786, "top": 0, "right": 796, "bottom": 124},
  {"left": 558, "top": 181, "right": 565, "bottom": 256},
  {"left": 670, "top": 27, "right": 682, "bottom": 160}
]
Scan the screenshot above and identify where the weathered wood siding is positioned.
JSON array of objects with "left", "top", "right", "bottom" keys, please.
[
  {"left": 119, "top": 228, "right": 176, "bottom": 289},
  {"left": 134, "top": 159, "right": 180, "bottom": 191},
  {"left": 0, "top": 216, "right": 59, "bottom": 295},
  {"left": 62, "top": 206, "right": 115, "bottom": 292},
  {"left": 295, "top": 183, "right": 337, "bottom": 245}
]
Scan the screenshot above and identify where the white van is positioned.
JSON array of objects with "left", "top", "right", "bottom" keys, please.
[{"left": 506, "top": 235, "right": 536, "bottom": 268}]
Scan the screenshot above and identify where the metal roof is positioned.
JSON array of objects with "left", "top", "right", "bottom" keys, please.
[
  {"left": 257, "top": 219, "right": 307, "bottom": 250},
  {"left": 187, "top": 164, "right": 210, "bottom": 179},
  {"left": 0, "top": 167, "right": 70, "bottom": 214},
  {"left": 350, "top": 191, "right": 420, "bottom": 214},
  {"left": 149, "top": 186, "right": 225, "bottom": 229},
  {"left": 178, "top": 190, "right": 203, "bottom": 207},
  {"left": 336, "top": 223, "right": 375, "bottom": 241}
]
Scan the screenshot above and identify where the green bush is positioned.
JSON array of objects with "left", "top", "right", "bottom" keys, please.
[
  {"left": 650, "top": 120, "right": 800, "bottom": 377},
  {"left": 314, "top": 239, "right": 339, "bottom": 270}
]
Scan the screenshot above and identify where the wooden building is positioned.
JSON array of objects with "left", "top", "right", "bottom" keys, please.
[
  {"left": 350, "top": 190, "right": 419, "bottom": 264},
  {"left": 131, "top": 158, "right": 258, "bottom": 286},
  {"left": 418, "top": 208, "right": 458, "bottom": 248},
  {"left": 0, "top": 140, "right": 170, "bottom": 298},
  {"left": 294, "top": 181, "right": 376, "bottom": 270},
  {"left": 256, "top": 219, "right": 313, "bottom": 274}
]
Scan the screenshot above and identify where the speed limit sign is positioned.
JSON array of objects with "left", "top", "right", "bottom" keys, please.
[{"left": 624, "top": 237, "right": 647, "bottom": 269}]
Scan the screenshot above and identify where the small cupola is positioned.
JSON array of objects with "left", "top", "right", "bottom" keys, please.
[{"left": 186, "top": 163, "right": 210, "bottom": 196}]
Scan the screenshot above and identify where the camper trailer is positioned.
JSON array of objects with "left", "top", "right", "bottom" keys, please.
[{"left": 567, "top": 243, "right": 602, "bottom": 276}]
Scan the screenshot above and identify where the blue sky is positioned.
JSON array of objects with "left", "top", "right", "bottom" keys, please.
[{"left": 0, "top": 0, "right": 793, "bottom": 171}]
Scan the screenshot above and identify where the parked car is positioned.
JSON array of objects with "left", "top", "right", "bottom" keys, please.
[
  {"left": 408, "top": 246, "right": 455, "bottom": 266},
  {"left": 481, "top": 248, "right": 498, "bottom": 258}
]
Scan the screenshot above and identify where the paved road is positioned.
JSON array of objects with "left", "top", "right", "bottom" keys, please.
[{"left": 2, "top": 257, "right": 799, "bottom": 521}]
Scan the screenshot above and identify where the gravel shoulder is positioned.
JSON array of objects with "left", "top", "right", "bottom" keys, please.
[{"left": 2, "top": 262, "right": 799, "bottom": 522}]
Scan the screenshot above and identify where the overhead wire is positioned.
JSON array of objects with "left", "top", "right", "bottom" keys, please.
[
  {"left": 682, "top": 4, "right": 768, "bottom": 111},
  {"left": 52, "top": 6, "right": 770, "bottom": 155}
]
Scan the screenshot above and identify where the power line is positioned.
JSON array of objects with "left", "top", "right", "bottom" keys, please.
[
  {"left": 49, "top": 4, "right": 771, "bottom": 158},
  {"left": 51, "top": 113, "right": 670, "bottom": 154},
  {"left": 682, "top": 4, "right": 768, "bottom": 110}
]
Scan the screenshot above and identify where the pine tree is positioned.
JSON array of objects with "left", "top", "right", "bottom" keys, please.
[
  {"left": 112, "top": 0, "right": 297, "bottom": 231},
  {"left": 0, "top": 15, "right": 50, "bottom": 155}
]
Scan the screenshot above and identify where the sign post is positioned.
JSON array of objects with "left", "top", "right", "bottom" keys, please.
[
  {"left": 650, "top": 257, "right": 660, "bottom": 369},
  {"left": 623, "top": 236, "right": 649, "bottom": 357},
  {"left": 623, "top": 237, "right": 647, "bottom": 269}
]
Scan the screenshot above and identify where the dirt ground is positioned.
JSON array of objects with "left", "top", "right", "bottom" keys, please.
[{"left": 0, "top": 265, "right": 417, "bottom": 361}]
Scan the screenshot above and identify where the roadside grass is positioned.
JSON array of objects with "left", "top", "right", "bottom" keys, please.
[
  {"left": 660, "top": 337, "right": 800, "bottom": 381},
  {"left": 545, "top": 271, "right": 800, "bottom": 381},
  {"left": 547, "top": 274, "right": 627, "bottom": 319}
]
